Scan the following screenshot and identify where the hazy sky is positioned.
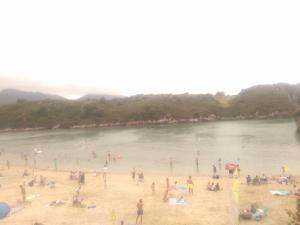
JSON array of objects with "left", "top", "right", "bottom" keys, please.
[{"left": 0, "top": 1, "right": 299, "bottom": 99}]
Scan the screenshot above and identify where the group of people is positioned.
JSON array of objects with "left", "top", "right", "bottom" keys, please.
[
  {"left": 206, "top": 182, "right": 221, "bottom": 191},
  {"left": 246, "top": 174, "right": 268, "bottom": 185},
  {"left": 131, "top": 168, "right": 144, "bottom": 184},
  {"left": 28, "top": 175, "right": 48, "bottom": 187}
]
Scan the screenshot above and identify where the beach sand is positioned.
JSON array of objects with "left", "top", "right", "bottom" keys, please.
[{"left": 0, "top": 167, "right": 299, "bottom": 225}]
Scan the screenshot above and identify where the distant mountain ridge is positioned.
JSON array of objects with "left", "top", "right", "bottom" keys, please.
[
  {"left": 1, "top": 83, "right": 300, "bottom": 131},
  {"left": 0, "top": 88, "right": 65, "bottom": 106}
]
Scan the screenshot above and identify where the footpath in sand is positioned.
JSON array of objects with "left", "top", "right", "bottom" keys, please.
[{"left": 0, "top": 167, "right": 299, "bottom": 225}]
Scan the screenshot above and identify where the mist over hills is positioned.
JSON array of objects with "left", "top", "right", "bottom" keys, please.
[
  {"left": 0, "top": 89, "right": 65, "bottom": 106},
  {"left": 0, "top": 83, "right": 300, "bottom": 130},
  {"left": 0, "top": 89, "right": 123, "bottom": 106}
]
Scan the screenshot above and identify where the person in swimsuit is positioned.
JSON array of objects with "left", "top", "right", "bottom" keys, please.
[
  {"left": 19, "top": 183, "right": 26, "bottom": 202},
  {"left": 151, "top": 182, "right": 155, "bottom": 194},
  {"left": 132, "top": 168, "right": 136, "bottom": 181},
  {"left": 187, "top": 176, "right": 194, "bottom": 194},
  {"left": 166, "top": 177, "right": 170, "bottom": 190},
  {"left": 136, "top": 199, "right": 143, "bottom": 224}
]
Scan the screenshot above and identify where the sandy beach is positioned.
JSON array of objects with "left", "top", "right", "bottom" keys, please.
[{"left": 0, "top": 166, "right": 299, "bottom": 225}]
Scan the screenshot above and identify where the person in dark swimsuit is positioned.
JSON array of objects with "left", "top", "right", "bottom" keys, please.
[{"left": 136, "top": 199, "right": 143, "bottom": 224}]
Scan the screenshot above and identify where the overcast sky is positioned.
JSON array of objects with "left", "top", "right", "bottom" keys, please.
[{"left": 0, "top": 1, "right": 299, "bottom": 99}]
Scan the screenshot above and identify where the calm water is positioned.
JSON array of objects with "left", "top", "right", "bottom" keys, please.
[{"left": 0, "top": 119, "right": 300, "bottom": 175}]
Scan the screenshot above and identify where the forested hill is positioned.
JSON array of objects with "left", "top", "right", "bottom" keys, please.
[{"left": 0, "top": 83, "right": 300, "bottom": 130}]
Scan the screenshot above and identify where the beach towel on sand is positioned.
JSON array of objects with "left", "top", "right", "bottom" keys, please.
[
  {"left": 168, "top": 197, "right": 187, "bottom": 205},
  {"left": 26, "top": 194, "right": 40, "bottom": 201},
  {"left": 270, "top": 190, "right": 290, "bottom": 196},
  {"left": 176, "top": 185, "right": 188, "bottom": 192}
]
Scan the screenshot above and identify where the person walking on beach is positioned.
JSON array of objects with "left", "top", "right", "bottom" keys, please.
[
  {"left": 151, "top": 182, "right": 155, "bottom": 195},
  {"left": 132, "top": 168, "right": 136, "bottom": 181},
  {"left": 108, "top": 151, "right": 111, "bottom": 162},
  {"left": 218, "top": 158, "right": 222, "bottom": 171},
  {"left": 19, "top": 183, "right": 26, "bottom": 202},
  {"left": 187, "top": 176, "right": 194, "bottom": 195},
  {"left": 213, "top": 164, "right": 217, "bottom": 176},
  {"left": 103, "top": 165, "right": 108, "bottom": 189},
  {"left": 166, "top": 177, "right": 170, "bottom": 190},
  {"left": 136, "top": 199, "right": 143, "bottom": 224},
  {"left": 34, "top": 159, "right": 37, "bottom": 170},
  {"left": 6, "top": 160, "right": 10, "bottom": 170},
  {"left": 195, "top": 157, "right": 199, "bottom": 173},
  {"left": 169, "top": 157, "right": 173, "bottom": 173},
  {"left": 80, "top": 172, "right": 85, "bottom": 185},
  {"left": 24, "top": 154, "right": 28, "bottom": 168},
  {"left": 54, "top": 158, "right": 57, "bottom": 170}
]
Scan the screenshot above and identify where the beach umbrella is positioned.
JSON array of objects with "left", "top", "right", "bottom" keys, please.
[{"left": 0, "top": 202, "right": 10, "bottom": 219}]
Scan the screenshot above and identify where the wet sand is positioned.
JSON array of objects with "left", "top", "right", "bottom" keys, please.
[{"left": 0, "top": 167, "right": 299, "bottom": 225}]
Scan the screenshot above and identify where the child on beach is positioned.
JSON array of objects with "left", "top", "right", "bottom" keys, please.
[
  {"left": 187, "top": 176, "right": 194, "bottom": 194},
  {"left": 136, "top": 199, "right": 143, "bottom": 224}
]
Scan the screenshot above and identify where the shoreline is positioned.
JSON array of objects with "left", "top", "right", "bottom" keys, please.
[{"left": 0, "top": 115, "right": 295, "bottom": 133}]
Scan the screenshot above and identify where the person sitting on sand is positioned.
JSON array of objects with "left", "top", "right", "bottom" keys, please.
[
  {"left": 40, "top": 175, "right": 46, "bottom": 186},
  {"left": 213, "top": 182, "right": 220, "bottom": 191},
  {"left": 69, "top": 171, "right": 77, "bottom": 180},
  {"left": 210, "top": 182, "right": 214, "bottom": 191},
  {"left": 22, "top": 169, "right": 30, "bottom": 177},
  {"left": 138, "top": 172, "right": 144, "bottom": 183},
  {"left": 293, "top": 185, "right": 300, "bottom": 196},
  {"left": 28, "top": 176, "right": 37, "bottom": 187},
  {"left": 187, "top": 176, "right": 194, "bottom": 194},
  {"left": 252, "top": 175, "right": 260, "bottom": 185},
  {"left": 260, "top": 174, "right": 268, "bottom": 184},
  {"left": 48, "top": 181, "right": 55, "bottom": 189},
  {"left": 278, "top": 175, "right": 290, "bottom": 185},
  {"left": 206, "top": 182, "right": 211, "bottom": 190},
  {"left": 246, "top": 175, "right": 251, "bottom": 185},
  {"left": 136, "top": 199, "right": 143, "bottom": 224},
  {"left": 72, "top": 188, "right": 83, "bottom": 207}
]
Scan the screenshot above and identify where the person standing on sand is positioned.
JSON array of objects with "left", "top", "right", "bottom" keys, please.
[
  {"left": 132, "top": 168, "right": 136, "bottom": 181},
  {"left": 151, "top": 182, "right": 155, "bottom": 194},
  {"left": 19, "top": 183, "right": 26, "bottom": 202},
  {"left": 195, "top": 157, "right": 199, "bottom": 173},
  {"left": 103, "top": 165, "right": 108, "bottom": 189},
  {"left": 213, "top": 164, "right": 217, "bottom": 176},
  {"left": 24, "top": 154, "right": 28, "bottom": 168},
  {"left": 108, "top": 151, "right": 111, "bottom": 162},
  {"left": 218, "top": 158, "right": 222, "bottom": 171},
  {"left": 136, "top": 199, "right": 143, "bottom": 224},
  {"left": 6, "top": 160, "right": 10, "bottom": 169},
  {"left": 187, "top": 176, "right": 194, "bottom": 195},
  {"left": 166, "top": 177, "right": 170, "bottom": 190},
  {"left": 34, "top": 159, "right": 37, "bottom": 170},
  {"left": 169, "top": 157, "right": 173, "bottom": 173},
  {"left": 54, "top": 158, "right": 57, "bottom": 170}
]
